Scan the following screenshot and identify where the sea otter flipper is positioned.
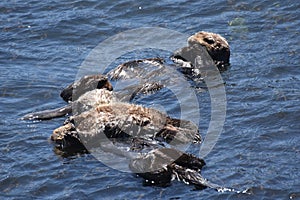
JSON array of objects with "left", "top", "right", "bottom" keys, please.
[
  {"left": 21, "top": 105, "right": 72, "bottom": 120},
  {"left": 107, "top": 58, "right": 165, "bottom": 80},
  {"left": 129, "top": 82, "right": 164, "bottom": 101}
]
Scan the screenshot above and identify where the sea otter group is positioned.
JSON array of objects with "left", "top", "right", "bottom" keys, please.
[{"left": 23, "top": 31, "right": 232, "bottom": 191}]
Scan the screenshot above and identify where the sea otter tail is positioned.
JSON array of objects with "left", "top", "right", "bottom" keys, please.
[{"left": 21, "top": 105, "right": 72, "bottom": 120}]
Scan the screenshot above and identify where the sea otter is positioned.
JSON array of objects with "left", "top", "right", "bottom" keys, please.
[
  {"left": 50, "top": 102, "right": 235, "bottom": 190},
  {"left": 51, "top": 102, "right": 233, "bottom": 191},
  {"left": 51, "top": 102, "right": 201, "bottom": 150},
  {"left": 108, "top": 31, "right": 230, "bottom": 81},
  {"left": 21, "top": 74, "right": 163, "bottom": 120},
  {"left": 22, "top": 31, "right": 230, "bottom": 120}
]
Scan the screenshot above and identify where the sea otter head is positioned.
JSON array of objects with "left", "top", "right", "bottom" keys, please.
[
  {"left": 60, "top": 74, "right": 113, "bottom": 102},
  {"left": 172, "top": 31, "right": 230, "bottom": 71},
  {"left": 188, "top": 31, "right": 230, "bottom": 67}
]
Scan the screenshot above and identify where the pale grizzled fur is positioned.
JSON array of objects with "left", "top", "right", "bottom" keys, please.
[{"left": 52, "top": 102, "right": 201, "bottom": 150}]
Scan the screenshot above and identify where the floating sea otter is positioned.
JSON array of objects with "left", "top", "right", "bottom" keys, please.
[
  {"left": 108, "top": 31, "right": 230, "bottom": 81},
  {"left": 22, "top": 31, "right": 234, "bottom": 191},
  {"left": 51, "top": 100, "right": 233, "bottom": 191},
  {"left": 51, "top": 101, "right": 201, "bottom": 150},
  {"left": 22, "top": 31, "right": 230, "bottom": 120}
]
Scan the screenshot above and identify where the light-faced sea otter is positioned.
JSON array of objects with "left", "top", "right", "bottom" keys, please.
[
  {"left": 108, "top": 31, "right": 230, "bottom": 81},
  {"left": 171, "top": 31, "right": 230, "bottom": 72}
]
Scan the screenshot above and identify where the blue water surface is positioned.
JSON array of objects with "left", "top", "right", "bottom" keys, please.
[{"left": 0, "top": 0, "right": 299, "bottom": 199}]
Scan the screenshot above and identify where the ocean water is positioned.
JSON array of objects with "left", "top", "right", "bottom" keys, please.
[{"left": 1, "top": 0, "right": 299, "bottom": 199}]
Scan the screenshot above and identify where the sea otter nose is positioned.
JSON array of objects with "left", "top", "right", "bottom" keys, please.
[
  {"left": 100, "top": 80, "right": 113, "bottom": 91},
  {"left": 203, "top": 37, "right": 215, "bottom": 44}
]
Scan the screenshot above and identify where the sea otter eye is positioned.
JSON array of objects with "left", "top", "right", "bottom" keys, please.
[{"left": 204, "top": 37, "right": 215, "bottom": 44}]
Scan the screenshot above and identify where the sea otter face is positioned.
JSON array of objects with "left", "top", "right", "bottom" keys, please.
[
  {"left": 188, "top": 31, "right": 230, "bottom": 68},
  {"left": 60, "top": 74, "right": 113, "bottom": 102}
]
